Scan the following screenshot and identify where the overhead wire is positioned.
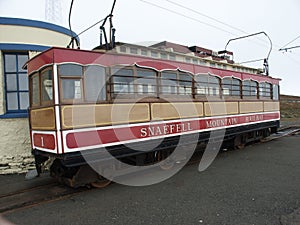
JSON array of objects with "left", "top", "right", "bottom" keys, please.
[
  {"left": 139, "top": 0, "right": 238, "bottom": 36},
  {"left": 164, "top": 0, "right": 248, "bottom": 35},
  {"left": 279, "top": 35, "right": 300, "bottom": 50},
  {"left": 140, "top": 0, "right": 277, "bottom": 51},
  {"left": 164, "top": 0, "right": 286, "bottom": 50},
  {"left": 141, "top": 0, "right": 300, "bottom": 64}
]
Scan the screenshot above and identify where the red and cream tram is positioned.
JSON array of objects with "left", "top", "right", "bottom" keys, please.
[{"left": 26, "top": 41, "right": 280, "bottom": 187}]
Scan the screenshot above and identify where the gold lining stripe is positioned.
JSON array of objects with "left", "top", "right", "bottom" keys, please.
[
  {"left": 264, "top": 101, "right": 280, "bottom": 112},
  {"left": 204, "top": 102, "right": 239, "bottom": 116},
  {"left": 151, "top": 102, "right": 203, "bottom": 120},
  {"left": 30, "top": 107, "right": 55, "bottom": 130},
  {"left": 62, "top": 103, "right": 150, "bottom": 129},
  {"left": 239, "top": 101, "right": 264, "bottom": 114}
]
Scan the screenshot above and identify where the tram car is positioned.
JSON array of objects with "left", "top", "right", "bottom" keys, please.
[{"left": 26, "top": 41, "right": 280, "bottom": 187}]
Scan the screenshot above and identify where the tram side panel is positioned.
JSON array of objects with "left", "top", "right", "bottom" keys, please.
[{"left": 30, "top": 107, "right": 58, "bottom": 153}]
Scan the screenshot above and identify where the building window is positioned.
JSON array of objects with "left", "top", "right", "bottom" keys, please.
[{"left": 3, "top": 52, "right": 29, "bottom": 114}]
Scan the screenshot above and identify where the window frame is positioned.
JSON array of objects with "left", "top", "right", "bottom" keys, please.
[
  {"left": 259, "top": 82, "right": 272, "bottom": 99},
  {"left": 222, "top": 77, "right": 241, "bottom": 99},
  {"left": 84, "top": 65, "right": 107, "bottom": 103},
  {"left": 194, "top": 73, "right": 221, "bottom": 98},
  {"left": 135, "top": 68, "right": 158, "bottom": 97},
  {"left": 272, "top": 84, "right": 279, "bottom": 100},
  {"left": 242, "top": 80, "right": 258, "bottom": 99},
  {"left": 58, "top": 63, "right": 84, "bottom": 104},
  {"left": 110, "top": 66, "right": 135, "bottom": 98},
  {"left": 40, "top": 67, "right": 54, "bottom": 106},
  {"left": 29, "top": 66, "right": 54, "bottom": 109},
  {"left": 3, "top": 52, "right": 29, "bottom": 115}
]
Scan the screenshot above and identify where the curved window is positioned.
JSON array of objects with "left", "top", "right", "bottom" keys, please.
[
  {"left": 242, "top": 80, "right": 258, "bottom": 98},
  {"left": 273, "top": 84, "right": 279, "bottom": 100},
  {"left": 259, "top": 82, "right": 272, "bottom": 99},
  {"left": 136, "top": 69, "right": 157, "bottom": 95},
  {"left": 222, "top": 77, "right": 241, "bottom": 97},
  {"left": 111, "top": 68, "right": 134, "bottom": 94},
  {"left": 59, "top": 64, "right": 83, "bottom": 101},
  {"left": 178, "top": 72, "right": 193, "bottom": 95},
  {"left": 160, "top": 71, "right": 178, "bottom": 94},
  {"left": 41, "top": 68, "right": 53, "bottom": 104},
  {"left": 30, "top": 73, "right": 40, "bottom": 107},
  {"left": 85, "top": 65, "right": 106, "bottom": 102},
  {"left": 195, "top": 74, "right": 220, "bottom": 97}
]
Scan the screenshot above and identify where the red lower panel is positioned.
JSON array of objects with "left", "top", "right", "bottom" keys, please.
[
  {"left": 66, "top": 112, "right": 280, "bottom": 149},
  {"left": 33, "top": 133, "right": 56, "bottom": 150}
]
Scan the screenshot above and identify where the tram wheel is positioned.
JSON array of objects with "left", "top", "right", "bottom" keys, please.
[
  {"left": 91, "top": 175, "right": 112, "bottom": 188},
  {"left": 157, "top": 151, "right": 175, "bottom": 170},
  {"left": 234, "top": 135, "right": 245, "bottom": 150}
]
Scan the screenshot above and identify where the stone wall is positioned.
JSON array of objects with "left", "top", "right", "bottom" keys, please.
[{"left": 0, "top": 118, "right": 34, "bottom": 174}]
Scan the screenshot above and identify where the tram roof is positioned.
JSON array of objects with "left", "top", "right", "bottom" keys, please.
[{"left": 25, "top": 44, "right": 281, "bottom": 84}]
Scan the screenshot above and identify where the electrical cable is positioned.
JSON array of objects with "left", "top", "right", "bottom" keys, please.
[
  {"left": 164, "top": 0, "right": 248, "bottom": 35},
  {"left": 68, "top": 0, "right": 76, "bottom": 48},
  {"left": 279, "top": 35, "right": 300, "bottom": 50},
  {"left": 139, "top": 0, "right": 238, "bottom": 36}
]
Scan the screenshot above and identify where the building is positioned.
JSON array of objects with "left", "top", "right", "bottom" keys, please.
[{"left": 0, "top": 17, "right": 78, "bottom": 174}]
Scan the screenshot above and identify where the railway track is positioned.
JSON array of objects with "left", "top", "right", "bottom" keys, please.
[
  {"left": 261, "top": 126, "right": 300, "bottom": 142},
  {"left": 0, "top": 181, "right": 88, "bottom": 214},
  {"left": 1, "top": 125, "right": 299, "bottom": 214}
]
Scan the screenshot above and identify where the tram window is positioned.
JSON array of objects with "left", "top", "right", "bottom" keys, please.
[
  {"left": 266, "top": 83, "right": 272, "bottom": 98},
  {"left": 242, "top": 80, "right": 257, "bottom": 98},
  {"left": 136, "top": 69, "right": 157, "bottom": 95},
  {"left": 195, "top": 74, "right": 220, "bottom": 97},
  {"left": 62, "top": 79, "right": 82, "bottom": 99},
  {"left": 160, "top": 72, "right": 178, "bottom": 94},
  {"left": 59, "top": 64, "right": 82, "bottom": 77},
  {"left": 31, "top": 73, "right": 40, "bottom": 106},
  {"left": 222, "top": 78, "right": 231, "bottom": 96},
  {"left": 41, "top": 69, "right": 53, "bottom": 103},
  {"left": 259, "top": 82, "right": 271, "bottom": 99},
  {"left": 222, "top": 77, "right": 241, "bottom": 97},
  {"left": 178, "top": 72, "right": 193, "bottom": 95},
  {"left": 273, "top": 84, "right": 279, "bottom": 100},
  {"left": 208, "top": 75, "right": 220, "bottom": 96},
  {"left": 85, "top": 65, "right": 106, "bottom": 101},
  {"left": 111, "top": 68, "right": 134, "bottom": 94},
  {"left": 195, "top": 74, "right": 209, "bottom": 95},
  {"left": 59, "top": 64, "right": 83, "bottom": 101},
  {"left": 232, "top": 79, "right": 241, "bottom": 96}
]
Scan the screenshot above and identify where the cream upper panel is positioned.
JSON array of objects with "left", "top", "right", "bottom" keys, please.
[{"left": 0, "top": 25, "right": 70, "bottom": 47}]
